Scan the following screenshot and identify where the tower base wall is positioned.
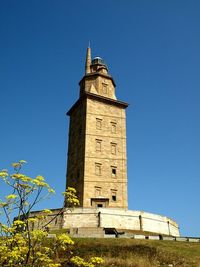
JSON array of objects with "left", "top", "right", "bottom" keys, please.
[{"left": 63, "top": 208, "right": 180, "bottom": 237}]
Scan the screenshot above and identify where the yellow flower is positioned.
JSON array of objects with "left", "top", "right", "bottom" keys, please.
[
  {"left": 6, "top": 194, "right": 17, "bottom": 200},
  {"left": 63, "top": 187, "right": 80, "bottom": 208},
  {"left": 0, "top": 170, "right": 8, "bottom": 178},
  {"left": 36, "top": 214, "right": 45, "bottom": 220},
  {"left": 31, "top": 229, "right": 47, "bottom": 241},
  {"left": 13, "top": 220, "right": 25, "bottom": 226},
  {"left": 43, "top": 209, "right": 52, "bottom": 214},
  {"left": 11, "top": 173, "right": 25, "bottom": 179},
  {"left": 67, "top": 187, "right": 76, "bottom": 193},
  {"left": 12, "top": 162, "right": 20, "bottom": 168},
  {"left": 19, "top": 160, "right": 27, "bottom": 164},
  {"left": 20, "top": 176, "right": 31, "bottom": 182},
  {"left": 36, "top": 175, "right": 45, "bottom": 181},
  {"left": 90, "top": 257, "right": 104, "bottom": 265},
  {"left": 20, "top": 184, "right": 31, "bottom": 189},
  {"left": 0, "top": 201, "right": 8, "bottom": 207},
  {"left": 48, "top": 188, "right": 55, "bottom": 194},
  {"left": 28, "top": 217, "right": 37, "bottom": 223},
  {"left": 12, "top": 160, "right": 27, "bottom": 169},
  {"left": 56, "top": 233, "right": 74, "bottom": 248},
  {"left": 70, "top": 256, "right": 93, "bottom": 267},
  {"left": 32, "top": 179, "right": 48, "bottom": 187}
]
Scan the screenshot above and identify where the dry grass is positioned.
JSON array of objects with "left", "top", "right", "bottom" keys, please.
[{"left": 70, "top": 238, "right": 200, "bottom": 267}]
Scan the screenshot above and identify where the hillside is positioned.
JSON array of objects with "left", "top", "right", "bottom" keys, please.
[{"left": 70, "top": 238, "right": 200, "bottom": 267}]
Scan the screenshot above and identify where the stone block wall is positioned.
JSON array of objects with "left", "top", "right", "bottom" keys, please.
[
  {"left": 29, "top": 208, "right": 63, "bottom": 231},
  {"left": 66, "top": 99, "right": 87, "bottom": 206},
  {"left": 63, "top": 208, "right": 180, "bottom": 237},
  {"left": 66, "top": 94, "right": 128, "bottom": 209},
  {"left": 83, "top": 97, "right": 128, "bottom": 208}
]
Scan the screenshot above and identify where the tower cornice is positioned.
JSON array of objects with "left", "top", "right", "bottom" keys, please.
[{"left": 67, "top": 92, "right": 128, "bottom": 116}]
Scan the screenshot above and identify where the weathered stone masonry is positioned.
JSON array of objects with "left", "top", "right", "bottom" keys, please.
[
  {"left": 64, "top": 47, "right": 180, "bottom": 237},
  {"left": 66, "top": 47, "right": 128, "bottom": 210},
  {"left": 30, "top": 47, "right": 180, "bottom": 237}
]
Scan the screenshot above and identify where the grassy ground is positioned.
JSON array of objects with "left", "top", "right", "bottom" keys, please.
[{"left": 69, "top": 238, "right": 200, "bottom": 267}]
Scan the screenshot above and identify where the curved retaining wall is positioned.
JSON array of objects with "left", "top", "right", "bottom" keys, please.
[{"left": 63, "top": 208, "right": 180, "bottom": 237}]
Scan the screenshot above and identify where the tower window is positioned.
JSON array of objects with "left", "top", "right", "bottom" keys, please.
[
  {"left": 111, "top": 143, "right": 117, "bottom": 155},
  {"left": 95, "top": 163, "right": 102, "bottom": 176},
  {"left": 111, "top": 166, "right": 117, "bottom": 177},
  {"left": 96, "top": 139, "right": 102, "bottom": 152},
  {"left": 102, "top": 83, "right": 108, "bottom": 94},
  {"left": 112, "top": 195, "right": 116, "bottom": 201},
  {"left": 111, "top": 190, "right": 117, "bottom": 202},
  {"left": 96, "top": 118, "right": 102, "bottom": 130},
  {"left": 111, "top": 122, "right": 117, "bottom": 133}
]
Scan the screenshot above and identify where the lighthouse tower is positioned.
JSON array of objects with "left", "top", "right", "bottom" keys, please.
[{"left": 66, "top": 47, "right": 128, "bottom": 209}]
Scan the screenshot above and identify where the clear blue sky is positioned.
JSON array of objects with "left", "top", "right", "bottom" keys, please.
[{"left": 0, "top": 1, "right": 200, "bottom": 237}]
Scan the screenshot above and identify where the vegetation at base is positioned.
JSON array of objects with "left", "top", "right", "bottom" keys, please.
[
  {"left": 70, "top": 238, "right": 200, "bottom": 267},
  {"left": 0, "top": 161, "right": 103, "bottom": 267}
]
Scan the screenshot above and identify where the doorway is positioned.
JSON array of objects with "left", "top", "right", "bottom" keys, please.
[{"left": 91, "top": 198, "right": 109, "bottom": 208}]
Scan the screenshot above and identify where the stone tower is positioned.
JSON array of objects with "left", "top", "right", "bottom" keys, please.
[
  {"left": 29, "top": 47, "right": 180, "bottom": 237},
  {"left": 66, "top": 47, "right": 128, "bottom": 209}
]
